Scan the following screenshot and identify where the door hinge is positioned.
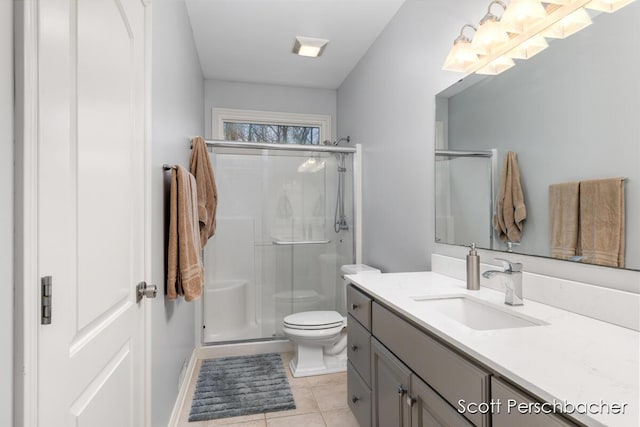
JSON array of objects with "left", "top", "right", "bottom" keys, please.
[{"left": 41, "top": 276, "right": 52, "bottom": 325}]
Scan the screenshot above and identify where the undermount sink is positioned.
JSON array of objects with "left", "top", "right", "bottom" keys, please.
[{"left": 411, "top": 295, "right": 547, "bottom": 331}]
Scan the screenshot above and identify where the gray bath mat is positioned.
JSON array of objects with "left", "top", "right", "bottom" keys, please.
[{"left": 188, "top": 353, "right": 296, "bottom": 422}]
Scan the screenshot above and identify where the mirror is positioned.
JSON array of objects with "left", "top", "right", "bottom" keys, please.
[{"left": 435, "top": 2, "right": 640, "bottom": 271}]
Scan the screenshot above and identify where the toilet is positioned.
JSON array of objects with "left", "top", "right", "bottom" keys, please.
[{"left": 283, "top": 264, "right": 381, "bottom": 377}]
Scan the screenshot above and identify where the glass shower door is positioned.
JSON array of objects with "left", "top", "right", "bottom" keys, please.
[{"left": 202, "top": 146, "right": 354, "bottom": 344}]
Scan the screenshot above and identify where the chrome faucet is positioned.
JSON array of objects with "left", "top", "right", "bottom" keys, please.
[{"left": 482, "top": 258, "right": 524, "bottom": 306}]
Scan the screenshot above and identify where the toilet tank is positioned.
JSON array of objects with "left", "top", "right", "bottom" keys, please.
[
  {"left": 339, "top": 264, "right": 380, "bottom": 314},
  {"left": 340, "top": 264, "right": 381, "bottom": 277}
]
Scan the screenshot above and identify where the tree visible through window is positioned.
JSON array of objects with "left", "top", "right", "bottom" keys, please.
[{"left": 223, "top": 122, "right": 321, "bottom": 144}]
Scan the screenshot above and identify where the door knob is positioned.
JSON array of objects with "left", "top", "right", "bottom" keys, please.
[{"left": 136, "top": 281, "right": 158, "bottom": 303}]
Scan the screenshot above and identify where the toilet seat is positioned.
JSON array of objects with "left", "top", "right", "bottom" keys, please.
[{"left": 283, "top": 311, "right": 345, "bottom": 330}]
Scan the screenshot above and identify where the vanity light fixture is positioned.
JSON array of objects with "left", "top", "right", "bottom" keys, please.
[
  {"left": 476, "top": 55, "right": 515, "bottom": 75},
  {"left": 500, "top": 0, "right": 548, "bottom": 34},
  {"left": 442, "top": 24, "right": 479, "bottom": 72},
  {"left": 297, "top": 156, "right": 325, "bottom": 173},
  {"left": 506, "top": 34, "right": 548, "bottom": 59},
  {"left": 542, "top": 8, "right": 592, "bottom": 38},
  {"left": 442, "top": 0, "right": 636, "bottom": 76},
  {"left": 544, "top": 0, "right": 583, "bottom": 3},
  {"left": 471, "top": 1, "right": 511, "bottom": 55},
  {"left": 585, "top": 0, "right": 636, "bottom": 12},
  {"left": 292, "top": 36, "right": 329, "bottom": 58}
]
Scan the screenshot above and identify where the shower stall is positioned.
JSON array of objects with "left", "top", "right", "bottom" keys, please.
[
  {"left": 435, "top": 149, "right": 497, "bottom": 249},
  {"left": 199, "top": 141, "right": 359, "bottom": 346}
]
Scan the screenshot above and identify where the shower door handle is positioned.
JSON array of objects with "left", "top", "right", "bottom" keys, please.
[{"left": 272, "top": 240, "right": 331, "bottom": 245}]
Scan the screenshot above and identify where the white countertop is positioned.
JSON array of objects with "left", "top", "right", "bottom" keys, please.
[{"left": 347, "top": 271, "right": 639, "bottom": 427}]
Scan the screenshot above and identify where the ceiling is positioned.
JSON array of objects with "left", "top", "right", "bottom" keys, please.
[{"left": 184, "top": 0, "right": 406, "bottom": 89}]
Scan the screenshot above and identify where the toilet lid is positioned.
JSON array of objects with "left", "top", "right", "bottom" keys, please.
[{"left": 283, "top": 311, "right": 345, "bottom": 330}]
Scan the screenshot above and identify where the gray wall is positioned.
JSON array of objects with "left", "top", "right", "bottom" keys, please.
[
  {"left": 204, "top": 79, "right": 337, "bottom": 141},
  {"left": 337, "top": 0, "right": 482, "bottom": 272},
  {"left": 151, "top": 1, "right": 204, "bottom": 425},
  {"left": 337, "top": 0, "right": 639, "bottom": 291},
  {"left": 445, "top": 3, "right": 640, "bottom": 268},
  {"left": 1, "top": 1, "right": 13, "bottom": 426}
]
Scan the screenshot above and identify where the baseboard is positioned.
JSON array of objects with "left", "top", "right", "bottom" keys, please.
[
  {"left": 196, "top": 339, "right": 294, "bottom": 360},
  {"left": 167, "top": 349, "right": 197, "bottom": 427}
]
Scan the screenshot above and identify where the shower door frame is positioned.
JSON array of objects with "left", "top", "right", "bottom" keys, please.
[
  {"left": 434, "top": 149, "right": 497, "bottom": 250},
  {"left": 195, "top": 140, "right": 362, "bottom": 357}
]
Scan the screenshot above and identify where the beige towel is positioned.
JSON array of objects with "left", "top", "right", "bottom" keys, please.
[
  {"left": 493, "top": 151, "right": 527, "bottom": 243},
  {"left": 578, "top": 178, "right": 625, "bottom": 268},
  {"left": 167, "top": 165, "right": 204, "bottom": 301},
  {"left": 549, "top": 182, "right": 580, "bottom": 260},
  {"left": 190, "top": 136, "right": 218, "bottom": 248}
]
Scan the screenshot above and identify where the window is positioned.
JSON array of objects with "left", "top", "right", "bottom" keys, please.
[{"left": 213, "top": 108, "right": 331, "bottom": 145}]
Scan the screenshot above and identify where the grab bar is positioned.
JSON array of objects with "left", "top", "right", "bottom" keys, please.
[{"left": 272, "top": 240, "right": 331, "bottom": 245}]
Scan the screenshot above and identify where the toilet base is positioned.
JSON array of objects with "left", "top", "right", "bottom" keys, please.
[{"left": 288, "top": 345, "right": 347, "bottom": 377}]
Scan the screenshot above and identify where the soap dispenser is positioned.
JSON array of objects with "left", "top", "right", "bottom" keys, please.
[{"left": 466, "top": 243, "right": 480, "bottom": 290}]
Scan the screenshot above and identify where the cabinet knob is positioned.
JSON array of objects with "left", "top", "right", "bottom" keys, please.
[
  {"left": 406, "top": 395, "right": 417, "bottom": 407},
  {"left": 351, "top": 395, "right": 360, "bottom": 404},
  {"left": 351, "top": 345, "right": 359, "bottom": 351},
  {"left": 351, "top": 303, "right": 360, "bottom": 310},
  {"left": 397, "top": 385, "right": 408, "bottom": 395}
]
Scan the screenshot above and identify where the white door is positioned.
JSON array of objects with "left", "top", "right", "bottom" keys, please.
[{"left": 36, "top": 0, "right": 148, "bottom": 425}]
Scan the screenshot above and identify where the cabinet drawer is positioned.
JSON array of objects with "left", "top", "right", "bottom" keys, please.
[
  {"left": 347, "top": 285, "right": 372, "bottom": 330},
  {"left": 372, "top": 303, "right": 490, "bottom": 427},
  {"left": 348, "top": 362, "right": 372, "bottom": 427},
  {"left": 348, "top": 314, "right": 371, "bottom": 386},
  {"left": 491, "top": 378, "right": 578, "bottom": 427}
]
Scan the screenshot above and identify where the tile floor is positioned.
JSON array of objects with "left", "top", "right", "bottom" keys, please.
[{"left": 178, "top": 352, "right": 359, "bottom": 427}]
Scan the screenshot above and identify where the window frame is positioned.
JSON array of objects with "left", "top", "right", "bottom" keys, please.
[{"left": 212, "top": 107, "right": 332, "bottom": 145}]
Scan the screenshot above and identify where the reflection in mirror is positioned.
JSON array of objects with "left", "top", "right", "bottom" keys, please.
[
  {"left": 435, "top": 150, "right": 496, "bottom": 249},
  {"left": 435, "top": 2, "right": 639, "bottom": 270}
]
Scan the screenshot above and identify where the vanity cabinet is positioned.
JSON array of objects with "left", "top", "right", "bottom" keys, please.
[
  {"left": 372, "top": 302, "right": 490, "bottom": 427},
  {"left": 348, "top": 361, "right": 372, "bottom": 427},
  {"left": 347, "top": 314, "right": 371, "bottom": 383},
  {"left": 491, "top": 377, "right": 576, "bottom": 427},
  {"left": 346, "top": 284, "right": 580, "bottom": 427},
  {"left": 409, "top": 375, "right": 474, "bottom": 427},
  {"left": 347, "top": 285, "right": 373, "bottom": 427},
  {"left": 371, "top": 338, "right": 411, "bottom": 427},
  {"left": 347, "top": 284, "right": 372, "bottom": 329}
]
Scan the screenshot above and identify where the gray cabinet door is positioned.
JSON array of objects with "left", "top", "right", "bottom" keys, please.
[
  {"left": 410, "top": 375, "right": 474, "bottom": 427},
  {"left": 491, "top": 378, "right": 578, "bottom": 427},
  {"left": 371, "top": 338, "right": 411, "bottom": 427}
]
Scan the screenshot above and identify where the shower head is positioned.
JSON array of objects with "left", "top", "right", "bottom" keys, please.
[{"left": 322, "top": 136, "right": 351, "bottom": 146}]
